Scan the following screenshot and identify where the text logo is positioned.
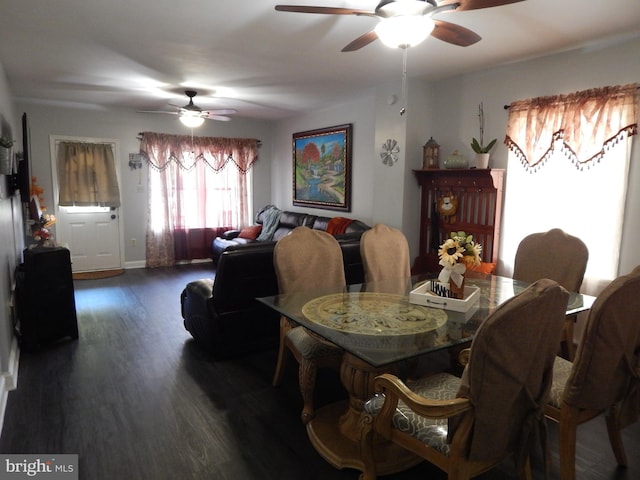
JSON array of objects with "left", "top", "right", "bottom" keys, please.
[{"left": 0, "top": 455, "right": 77, "bottom": 479}]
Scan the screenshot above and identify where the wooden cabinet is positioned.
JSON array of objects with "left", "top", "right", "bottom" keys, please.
[{"left": 412, "top": 168, "right": 504, "bottom": 274}]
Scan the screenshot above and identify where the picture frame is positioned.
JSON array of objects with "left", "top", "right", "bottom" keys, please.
[{"left": 292, "top": 124, "right": 352, "bottom": 212}]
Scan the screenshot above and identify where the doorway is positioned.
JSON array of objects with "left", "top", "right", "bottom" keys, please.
[{"left": 50, "top": 135, "right": 124, "bottom": 273}]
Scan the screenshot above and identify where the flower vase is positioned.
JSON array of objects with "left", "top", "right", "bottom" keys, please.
[
  {"left": 449, "top": 275, "right": 465, "bottom": 299},
  {"left": 475, "top": 153, "right": 490, "bottom": 169}
]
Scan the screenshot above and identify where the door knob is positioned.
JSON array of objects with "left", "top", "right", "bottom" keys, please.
[{"left": 111, "top": 214, "right": 116, "bottom": 220}]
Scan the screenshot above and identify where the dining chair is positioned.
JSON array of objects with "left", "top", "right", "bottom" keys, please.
[
  {"left": 513, "top": 228, "right": 588, "bottom": 360},
  {"left": 360, "top": 223, "right": 411, "bottom": 294},
  {"left": 545, "top": 265, "right": 640, "bottom": 480},
  {"left": 271, "top": 226, "right": 345, "bottom": 424},
  {"left": 360, "top": 278, "right": 569, "bottom": 480}
]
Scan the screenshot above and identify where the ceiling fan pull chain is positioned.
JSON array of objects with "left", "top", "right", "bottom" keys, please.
[{"left": 400, "top": 47, "right": 408, "bottom": 116}]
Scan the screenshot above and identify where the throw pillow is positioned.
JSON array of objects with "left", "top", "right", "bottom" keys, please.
[{"left": 238, "top": 225, "right": 262, "bottom": 240}]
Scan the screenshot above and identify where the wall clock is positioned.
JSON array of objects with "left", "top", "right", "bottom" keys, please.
[{"left": 380, "top": 139, "right": 399, "bottom": 166}]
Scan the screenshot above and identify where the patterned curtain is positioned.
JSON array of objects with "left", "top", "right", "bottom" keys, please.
[
  {"left": 501, "top": 84, "right": 638, "bottom": 294},
  {"left": 57, "top": 142, "right": 121, "bottom": 207},
  {"left": 505, "top": 83, "right": 637, "bottom": 170},
  {"left": 139, "top": 132, "right": 259, "bottom": 267}
]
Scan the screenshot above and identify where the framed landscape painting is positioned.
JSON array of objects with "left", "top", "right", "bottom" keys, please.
[{"left": 292, "top": 124, "right": 352, "bottom": 212}]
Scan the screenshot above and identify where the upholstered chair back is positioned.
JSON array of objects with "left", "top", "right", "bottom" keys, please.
[
  {"left": 513, "top": 228, "right": 588, "bottom": 292},
  {"left": 274, "top": 226, "right": 346, "bottom": 294},
  {"left": 455, "top": 278, "right": 569, "bottom": 461},
  {"left": 360, "top": 224, "right": 411, "bottom": 294},
  {"left": 271, "top": 226, "right": 346, "bottom": 423},
  {"left": 561, "top": 267, "right": 640, "bottom": 416}
]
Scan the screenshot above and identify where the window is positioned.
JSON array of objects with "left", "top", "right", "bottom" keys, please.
[
  {"left": 140, "top": 132, "right": 259, "bottom": 266},
  {"left": 501, "top": 138, "right": 631, "bottom": 294},
  {"left": 501, "top": 84, "right": 637, "bottom": 294}
]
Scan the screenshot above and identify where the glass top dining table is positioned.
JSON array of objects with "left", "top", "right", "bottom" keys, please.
[{"left": 257, "top": 272, "right": 595, "bottom": 368}]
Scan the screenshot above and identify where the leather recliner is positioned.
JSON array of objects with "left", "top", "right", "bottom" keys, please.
[{"left": 181, "top": 236, "right": 367, "bottom": 358}]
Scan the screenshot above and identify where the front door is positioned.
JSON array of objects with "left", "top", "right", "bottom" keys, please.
[
  {"left": 50, "top": 135, "right": 124, "bottom": 273},
  {"left": 55, "top": 206, "right": 122, "bottom": 272}
]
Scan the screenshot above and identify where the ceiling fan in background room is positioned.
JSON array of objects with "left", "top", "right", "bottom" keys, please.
[
  {"left": 275, "top": 0, "right": 526, "bottom": 51},
  {"left": 138, "top": 90, "right": 238, "bottom": 127}
]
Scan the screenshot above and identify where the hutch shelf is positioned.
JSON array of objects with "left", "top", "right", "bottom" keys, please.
[{"left": 412, "top": 168, "right": 505, "bottom": 275}]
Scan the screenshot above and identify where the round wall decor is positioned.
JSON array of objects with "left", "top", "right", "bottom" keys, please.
[{"left": 380, "top": 139, "right": 400, "bottom": 166}]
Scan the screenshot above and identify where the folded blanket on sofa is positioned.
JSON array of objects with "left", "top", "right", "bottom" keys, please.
[
  {"left": 257, "top": 205, "right": 282, "bottom": 241},
  {"left": 326, "top": 216, "right": 353, "bottom": 235}
]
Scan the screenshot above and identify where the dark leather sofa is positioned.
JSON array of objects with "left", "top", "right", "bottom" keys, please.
[
  {"left": 212, "top": 206, "right": 370, "bottom": 262},
  {"left": 181, "top": 210, "right": 370, "bottom": 358}
]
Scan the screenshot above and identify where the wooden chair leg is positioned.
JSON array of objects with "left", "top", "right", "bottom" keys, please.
[
  {"left": 518, "top": 457, "right": 533, "bottom": 480},
  {"left": 558, "top": 408, "right": 579, "bottom": 480},
  {"left": 272, "top": 318, "right": 292, "bottom": 386},
  {"left": 357, "top": 413, "right": 377, "bottom": 480},
  {"left": 605, "top": 405, "right": 628, "bottom": 467},
  {"left": 526, "top": 457, "right": 533, "bottom": 480},
  {"left": 299, "top": 357, "right": 318, "bottom": 424},
  {"left": 447, "top": 460, "right": 472, "bottom": 480}
]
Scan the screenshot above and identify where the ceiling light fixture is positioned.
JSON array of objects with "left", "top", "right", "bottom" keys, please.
[
  {"left": 179, "top": 112, "right": 205, "bottom": 128},
  {"left": 375, "top": 15, "right": 435, "bottom": 49}
]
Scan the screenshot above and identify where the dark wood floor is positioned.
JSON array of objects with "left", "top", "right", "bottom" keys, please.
[{"left": 1, "top": 263, "right": 638, "bottom": 479}]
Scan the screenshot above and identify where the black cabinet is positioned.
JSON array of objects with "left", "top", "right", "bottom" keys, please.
[{"left": 15, "top": 246, "right": 79, "bottom": 350}]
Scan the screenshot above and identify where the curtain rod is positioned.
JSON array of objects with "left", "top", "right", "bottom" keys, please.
[
  {"left": 504, "top": 84, "right": 640, "bottom": 109},
  {"left": 136, "top": 132, "right": 262, "bottom": 147}
]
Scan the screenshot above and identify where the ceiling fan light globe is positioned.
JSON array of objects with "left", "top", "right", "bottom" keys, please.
[
  {"left": 375, "top": 15, "right": 435, "bottom": 48},
  {"left": 179, "top": 114, "right": 205, "bottom": 128}
]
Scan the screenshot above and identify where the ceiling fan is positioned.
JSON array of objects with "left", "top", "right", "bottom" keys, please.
[
  {"left": 275, "top": 0, "right": 525, "bottom": 51},
  {"left": 138, "top": 90, "right": 238, "bottom": 127}
]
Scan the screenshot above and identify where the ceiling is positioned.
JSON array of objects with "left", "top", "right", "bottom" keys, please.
[{"left": 1, "top": 0, "right": 639, "bottom": 121}]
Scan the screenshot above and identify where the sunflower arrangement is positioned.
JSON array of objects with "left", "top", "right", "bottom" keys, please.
[
  {"left": 438, "top": 231, "right": 482, "bottom": 268},
  {"left": 436, "top": 232, "right": 482, "bottom": 298}
]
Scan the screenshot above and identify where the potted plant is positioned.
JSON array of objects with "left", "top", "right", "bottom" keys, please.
[
  {"left": 470, "top": 102, "right": 496, "bottom": 169},
  {"left": 0, "top": 135, "right": 14, "bottom": 175}
]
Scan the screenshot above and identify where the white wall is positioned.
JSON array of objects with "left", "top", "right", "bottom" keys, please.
[
  {"left": 272, "top": 91, "right": 377, "bottom": 225},
  {"left": 271, "top": 35, "right": 639, "bottom": 275},
  {"left": 427, "top": 34, "right": 640, "bottom": 276},
  {"left": 0, "top": 61, "right": 22, "bottom": 425},
  {"left": 270, "top": 78, "right": 434, "bottom": 262},
  {"left": 11, "top": 34, "right": 640, "bottom": 277},
  {"left": 16, "top": 103, "right": 276, "bottom": 265}
]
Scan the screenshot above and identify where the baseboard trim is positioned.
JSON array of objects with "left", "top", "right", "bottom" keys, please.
[
  {"left": 73, "top": 269, "right": 125, "bottom": 280},
  {"left": 124, "top": 259, "right": 211, "bottom": 270},
  {"left": 124, "top": 260, "right": 146, "bottom": 270},
  {"left": 0, "top": 338, "right": 20, "bottom": 436}
]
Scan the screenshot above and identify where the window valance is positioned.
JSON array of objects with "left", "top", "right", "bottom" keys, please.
[
  {"left": 139, "top": 132, "right": 259, "bottom": 173},
  {"left": 505, "top": 83, "right": 638, "bottom": 170}
]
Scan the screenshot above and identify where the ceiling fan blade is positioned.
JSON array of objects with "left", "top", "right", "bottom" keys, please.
[
  {"left": 204, "top": 109, "right": 238, "bottom": 116},
  {"left": 275, "top": 5, "right": 373, "bottom": 15},
  {"left": 137, "top": 110, "right": 179, "bottom": 115},
  {"left": 431, "top": 20, "right": 481, "bottom": 47},
  {"left": 438, "top": 0, "right": 525, "bottom": 12},
  {"left": 205, "top": 115, "right": 232, "bottom": 122},
  {"left": 342, "top": 30, "right": 379, "bottom": 52},
  {"left": 171, "top": 105, "right": 202, "bottom": 113}
]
